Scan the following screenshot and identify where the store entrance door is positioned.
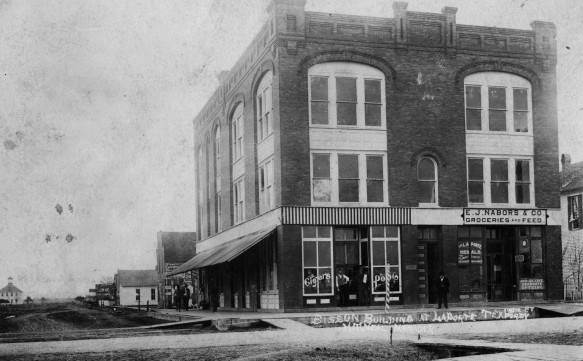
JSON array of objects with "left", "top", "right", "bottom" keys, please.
[
  {"left": 486, "top": 237, "right": 514, "bottom": 301},
  {"left": 426, "top": 243, "right": 441, "bottom": 304},
  {"left": 334, "top": 228, "right": 360, "bottom": 306}
]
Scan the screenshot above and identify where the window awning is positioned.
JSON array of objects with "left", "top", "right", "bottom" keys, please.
[{"left": 168, "top": 227, "right": 275, "bottom": 276}]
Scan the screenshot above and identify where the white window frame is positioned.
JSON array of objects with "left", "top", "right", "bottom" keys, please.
[
  {"left": 568, "top": 194, "right": 582, "bottom": 230},
  {"left": 308, "top": 62, "right": 386, "bottom": 129},
  {"left": 302, "top": 226, "right": 334, "bottom": 296},
  {"left": 310, "top": 151, "right": 388, "bottom": 206},
  {"left": 417, "top": 157, "right": 439, "bottom": 207},
  {"left": 258, "top": 158, "right": 274, "bottom": 213},
  {"left": 466, "top": 156, "right": 535, "bottom": 207},
  {"left": 464, "top": 72, "right": 532, "bottom": 135},
  {"left": 233, "top": 177, "right": 245, "bottom": 225},
  {"left": 256, "top": 71, "right": 273, "bottom": 142},
  {"left": 214, "top": 127, "right": 222, "bottom": 232},
  {"left": 231, "top": 103, "right": 244, "bottom": 162},
  {"left": 370, "top": 226, "right": 402, "bottom": 295}
]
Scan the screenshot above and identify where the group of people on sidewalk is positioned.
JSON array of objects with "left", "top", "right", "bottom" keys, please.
[{"left": 173, "top": 283, "right": 192, "bottom": 312}]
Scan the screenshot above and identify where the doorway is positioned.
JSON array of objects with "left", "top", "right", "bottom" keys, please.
[
  {"left": 426, "top": 243, "right": 441, "bottom": 304},
  {"left": 485, "top": 229, "right": 515, "bottom": 301}
]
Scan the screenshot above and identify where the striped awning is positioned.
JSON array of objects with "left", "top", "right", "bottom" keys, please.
[
  {"left": 281, "top": 206, "right": 411, "bottom": 225},
  {"left": 167, "top": 227, "right": 275, "bottom": 275}
]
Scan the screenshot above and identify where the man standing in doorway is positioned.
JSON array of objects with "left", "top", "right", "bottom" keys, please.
[
  {"left": 437, "top": 270, "right": 449, "bottom": 309},
  {"left": 336, "top": 268, "right": 350, "bottom": 306}
]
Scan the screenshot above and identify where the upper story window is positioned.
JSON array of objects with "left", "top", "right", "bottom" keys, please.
[
  {"left": 417, "top": 157, "right": 438, "bottom": 205},
  {"left": 464, "top": 72, "right": 532, "bottom": 133},
  {"left": 311, "top": 151, "right": 387, "bottom": 205},
  {"left": 259, "top": 158, "right": 274, "bottom": 213},
  {"left": 256, "top": 71, "right": 273, "bottom": 142},
  {"left": 214, "top": 127, "right": 222, "bottom": 232},
  {"left": 233, "top": 177, "right": 245, "bottom": 225},
  {"left": 308, "top": 62, "right": 386, "bottom": 128},
  {"left": 467, "top": 157, "right": 534, "bottom": 206},
  {"left": 568, "top": 194, "right": 582, "bottom": 230},
  {"left": 231, "top": 103, "right": 244, "bottom": 162}
]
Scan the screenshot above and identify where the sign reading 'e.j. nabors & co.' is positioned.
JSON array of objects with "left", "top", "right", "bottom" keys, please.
[{"left": 463, "top": 208, "right": 547, "bottom": 225}]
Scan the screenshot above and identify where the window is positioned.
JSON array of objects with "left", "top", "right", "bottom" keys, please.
[
  {"left": 214, "top": 128, "right": 222, "bottom": 232},
  {"left": 311, "top": 152, "right": 386, "bottom": 205},
  {"left": 259, "top": 159, "right": 274, "bottom": 213},
  {"left": 515, "top": 159, "right": 530, "bottom": 204},
  {"left": 417, "top": 157, "right": 438, "bottom": 204},
  {"left": 568, "top": 194, "right": 582, "bottom": 230},
  {"left": 467, "top": 157, "right": 533, "bottom": 206},
  {"left": 467, "top": 158, "right": 484, "bottom": 203},
  {"left": 302, "top": 226, "right": 333, "bottom": 295},
  {"left": 518, "top": 227, "right": 544, "bottom": 278},
  {"left": 490, "top": 159, "right": 508, "bottom": 203},
  {"left": 151, "top": 288, "right": 156, "bottom": 301},
  {"left": 312, "top": 153, "right": 331, "bottom": 202},
  {"left": 370, "top": 226, "right": 401, "bottom": 294},
  {"left": 464, "top": 72, "right": 531, "bottom": 133},
  {"left": 308, "top": 62, "right": 385, "bottom": 128},
  {"left": 233, "top": 178, "right": 245, "bottom": 224},
  {"left": 135, "top": 289, "right": 140, "bottom": 301},
  {"left": 256, "top": 72, "right": 273, "bottom": 141},
  {"left": 231, "top": 103, "right": 244, "bottom": 161},
  {"left": 338, "top": 154, "right": 359, "bottom": 202}
]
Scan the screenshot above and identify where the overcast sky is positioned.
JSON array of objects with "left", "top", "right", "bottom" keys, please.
[{"left": 0, "top": 0, "right": 581, "bottom": 298}]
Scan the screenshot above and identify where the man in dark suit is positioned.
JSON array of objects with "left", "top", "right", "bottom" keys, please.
[{"left": 437, "top": 270, "right": 450, "bottom": 309}]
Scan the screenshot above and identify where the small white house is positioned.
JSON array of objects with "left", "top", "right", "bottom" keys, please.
[
  {"left": 0, "top": 277, "right": 23, "bottom": 304},
  {"left": 115, "top": 270, "right": 158, "bottom": 307}
]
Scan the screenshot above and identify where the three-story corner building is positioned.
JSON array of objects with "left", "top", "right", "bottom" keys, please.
[{"left": 173, "top": 0, "right": 563, "bottom": 311}]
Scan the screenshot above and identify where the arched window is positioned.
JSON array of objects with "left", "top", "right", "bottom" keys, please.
[
  {"left": 256, "top": 71, "right": 273, "bottom": 142},
  {"left": 214, "top": 127, "right": 221, "bottom": 232},
  {"left": 417, "top": 157, "right": 438, "bottom": 205},
  {"left": 231, "top": 103, "right": 244, "bottom": 161}
]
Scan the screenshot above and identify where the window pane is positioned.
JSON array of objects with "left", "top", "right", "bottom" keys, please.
[
  {"left": 418, "top": 158, "right": 435, "bottom": 180},
  {"left": 513, "top": 88, "right": 528, "bottom": 111},
  {"left": 311, "top": 102, "right": 328, "bottom": 124},
  {"left": 466, "top": 109, "right": 482, "bottom": 130},
  {"left": 419, "top": 181, "right": 436, "bottom": 203},
  {"left": 372, "top": 267, "right": 386, "bottom": 292},
  {"left": 491, "top": 160, "right": 508, "bottom": 181},
  {"left": 468, "top": 159, "right": 483, "bottom": 180},
  {"left": 365, "top": 79, "right": 381, "bottom": 103},
  {"left": 366, "top": 156, "right": 383, "bottom": 179},
  {"left": 337, "top": 103, "right": 357, "bottom": 125},
  {"left": 346, "top": 243, "right": 359, "bottom": 264},
  {"left": 303, "top": 242, "right": 317, "bottom": 267},
  {"left": 336, "top": 77, "right": 357, "bottom": 101},
  {"left": 312, "top": 154, "right": 330, "bottom": 178},
  {"left": 313, "top": 179, "right": 332, "bottom": 202},
  {"left": 491, "top": 183, "right": 508, "bottom": 203},
  {"left": 386, "top": 226, "right": 399, "bottom": 238},
  {"left": 365, "top": 104, "right": 381, "bottom": 126},
  {"left": 339, "top": 154, "right": 359, "bottom": 178},
  {"left": 318, "top": 268, "right": 332, "bottom": 293},
  {"left": 488, "top": 87, "right": 506, "bottom": 108},
  {"left": 489, "top": 110, "right": 506, "bottom": 131},
  {"left": 304, "top": 268, "right": 318, "bottom": 294},
  {"left": 515, "top": 160, "right": 530, "bottom": 181},
  {"left": 318, "top": 242, "right": 331, "bottom": 266},
  {"left": 310, "top": 76, "right": 328, "bottom": 100},
  {"left": 386, "top": 241, "right": 399, "bottom": 265},
  {"left": 367, "top": 180, "right": 383, "bottom": 202},
  {"left": 465, "top": 86, "right": 481, "bottom": 107},
  {"left": 531, "top": 238, "right": 542, "bottom": 263},
  {"left": 371, "top": 226, "right": 384, "bottom": 238},
  {"left": 514, "top": 111, "right": 528, "bottom": 132},
  {"left": 468, "top": 182, "right": 484, "bottom": 203},
  {"left": 516, "top": 184, "right": 530, "bottom": 204},
  {"left": 372, "top": 241, "right": 384, "bottom": 265},
  {"left": 334, "top": 244, "right": 346, "bottom": 264},
  {"left": 530, "top": 227, "right": 542, "bottom": 237},
  {"left": 388, "top": 266, "right": 400, "bottom": 292},
  {"left": 317, "top": 226, "right": 331, "bottom": 238},
  {"left": 303, "top": 226, "right": 316, "bottom": 238},
  {"left": 339, "top": 180, "right": 359, "bottom": 202}
]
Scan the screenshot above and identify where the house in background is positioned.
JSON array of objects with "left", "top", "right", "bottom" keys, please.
[
  {"left": 114, "top": 270, "right": 158, "bottom": 307},
  {"left": 561, "top": 154, "right": 583, "bottom": 300},
  {"left": 156, "top": 231, "right": 196, "bottom": 308},
  {"left": 0, "top": 277, "right": 23, "bottom": 304}
]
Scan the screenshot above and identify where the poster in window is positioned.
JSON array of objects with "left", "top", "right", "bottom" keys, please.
[
  {"left": 470, "top": 241, "right": 483, "bottom": 264},
  {"left": 458, "top": 241, "right": 470, "bottom": 264}
]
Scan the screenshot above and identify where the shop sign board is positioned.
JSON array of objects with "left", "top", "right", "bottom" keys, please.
[
  {"left": 458, "top": 241, "right": 482, "bottom": 264},
  {"left": 463, "top": 208, "right": 547, "bottom": 225},
  {"left": 519, "top": 278, "right": 544, "bottom": 291}
]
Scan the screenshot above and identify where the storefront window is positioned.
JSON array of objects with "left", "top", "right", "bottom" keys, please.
[
  {"left": 302, "top": 226, "right": 333, "bottom": 295},
  {"left": 518, "top": 227, "right": 544, "bottom": 279},
  {"left": 370, "top": 226, "right": 401, "bottom": 294},
  {"left": 457, "top": 227, "right": 484, "bottom": 292}
]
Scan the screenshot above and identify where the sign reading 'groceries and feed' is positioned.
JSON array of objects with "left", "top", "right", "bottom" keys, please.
[{"left": 463, "top": 208, "right": 547, "bottom": 225}]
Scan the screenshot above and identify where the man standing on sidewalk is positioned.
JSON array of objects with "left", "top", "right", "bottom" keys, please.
[{"left": 437, "top": 270, "right": 449, "bottom": 309}]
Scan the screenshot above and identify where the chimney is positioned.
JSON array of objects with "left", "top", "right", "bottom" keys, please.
[
  {"left": 268, "top": 0, "right": 307, "bottom": 34},
  {"left": 442, "top": 6, "right": 458, "bottom": 47},
  {"left": 393, "top": 2, "right": 408, "bottom": 43},
  {"left": 561, "top": 153, "right": 571, "bottom": 171}
]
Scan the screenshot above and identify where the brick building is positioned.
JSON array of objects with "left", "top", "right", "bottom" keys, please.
[{"left": 172, "top": 0, "right": 563, "bottom": 311}]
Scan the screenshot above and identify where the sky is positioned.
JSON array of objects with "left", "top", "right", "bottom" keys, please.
[{"left": 0, "top": 0, "right": 581, "bottom": 298}]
